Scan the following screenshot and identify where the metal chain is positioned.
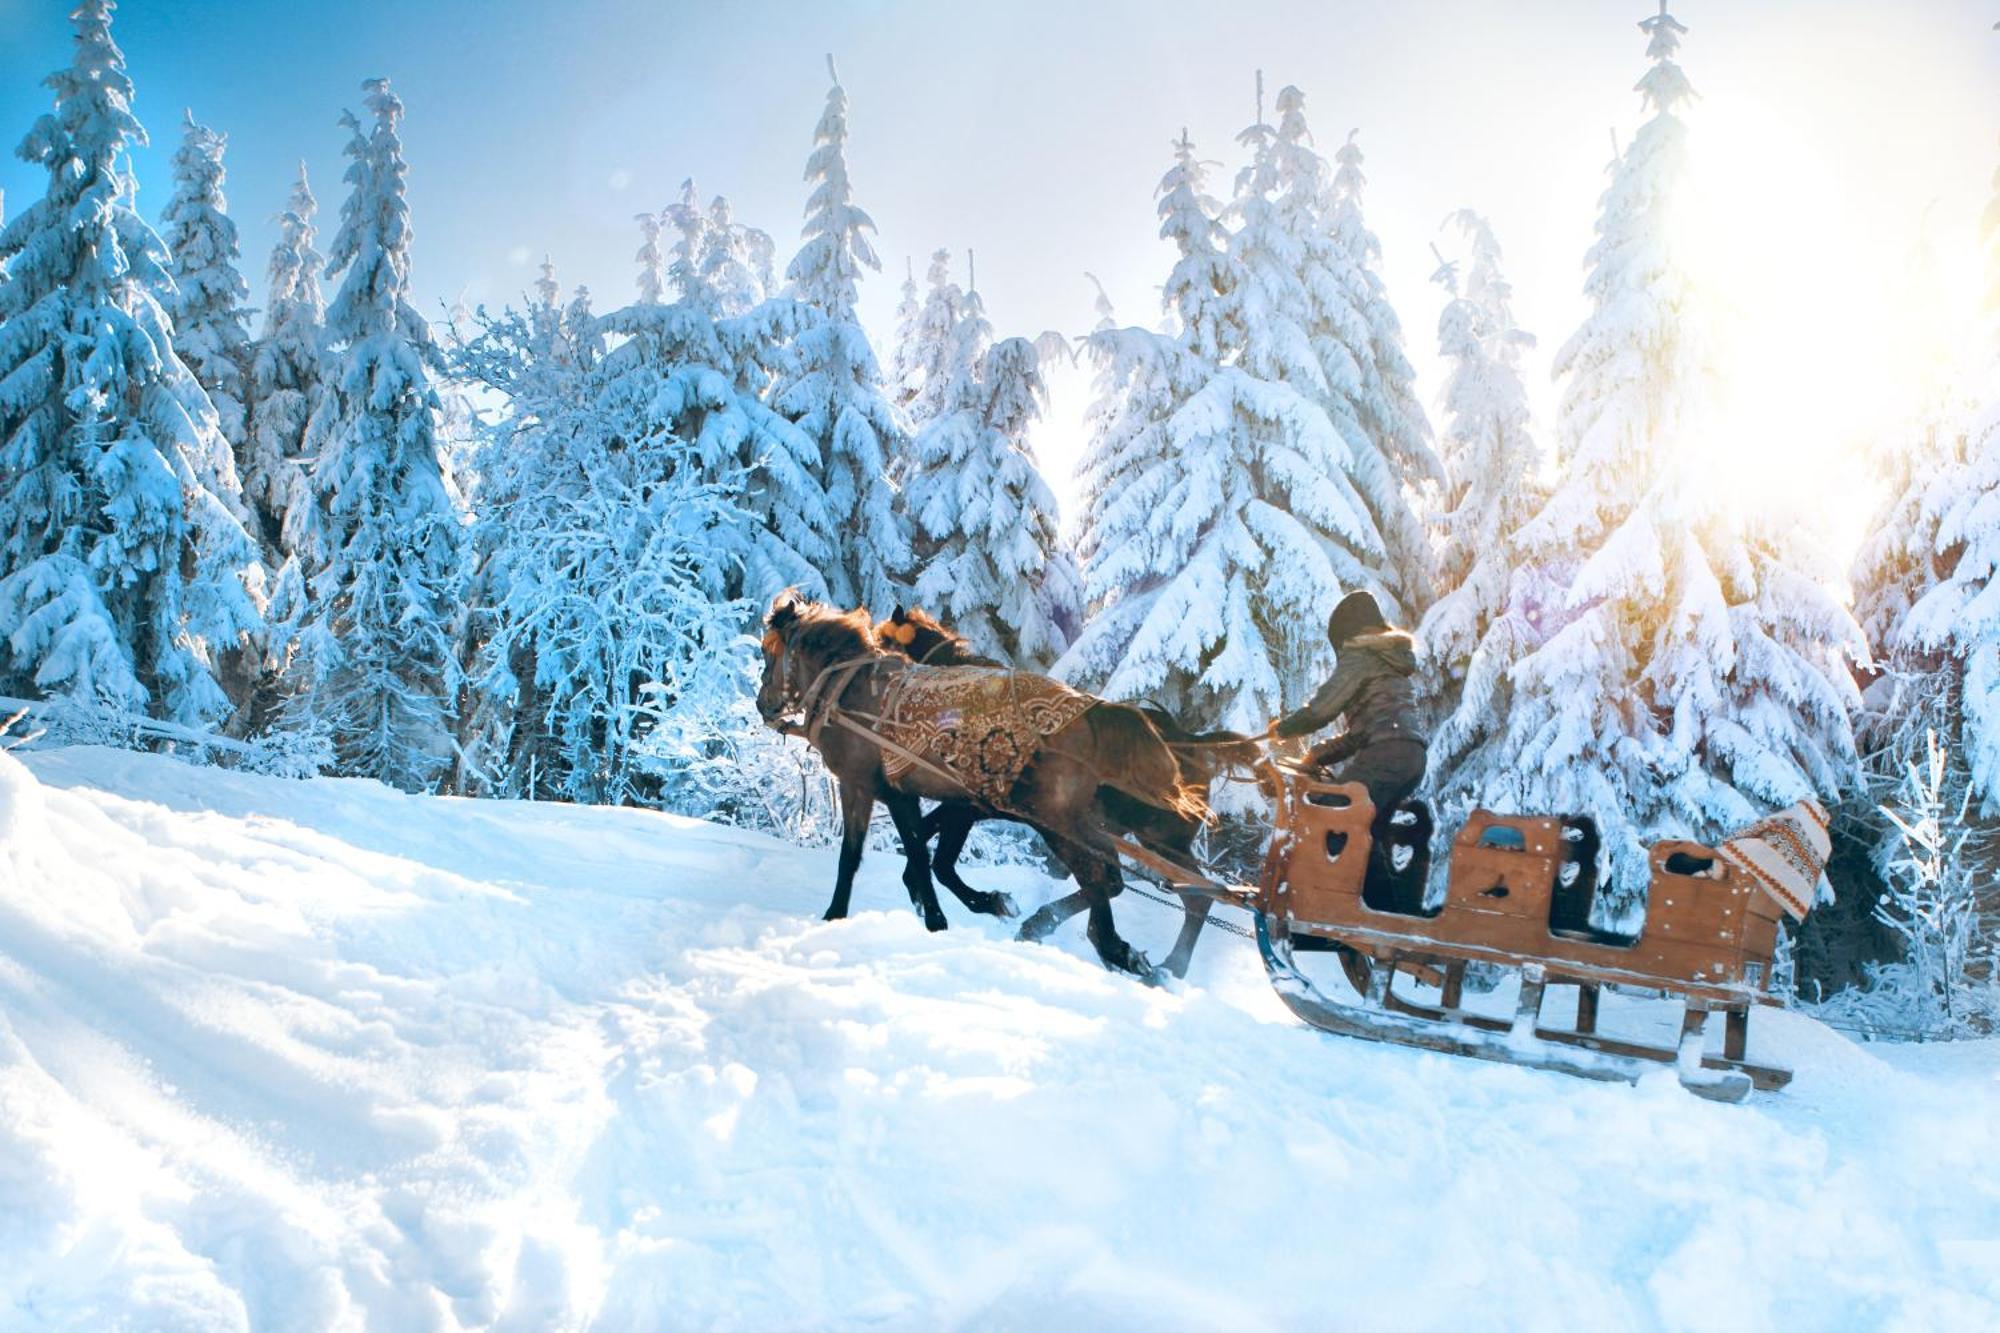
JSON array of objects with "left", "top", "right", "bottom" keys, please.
[{"left": 1119, "top": 874, "right": 1259, "bottom": 940}]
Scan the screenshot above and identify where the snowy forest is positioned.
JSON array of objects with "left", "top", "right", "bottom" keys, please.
[{"left": 0, "top": 0, "right": 1995, "bottom": 1041}]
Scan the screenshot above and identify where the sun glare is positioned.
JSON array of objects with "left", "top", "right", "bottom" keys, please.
[{"left": 1680, "top": 90, "right": 1984, "bottom": 561}]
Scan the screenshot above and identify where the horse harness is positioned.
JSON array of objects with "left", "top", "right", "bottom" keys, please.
[{"left": 786, "top": 653, "right": 977, "bottom": 797}]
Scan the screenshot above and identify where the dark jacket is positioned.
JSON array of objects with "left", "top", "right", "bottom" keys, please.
[{"left": 1274, "top": 629, "right": 1425, "bottom": 757}]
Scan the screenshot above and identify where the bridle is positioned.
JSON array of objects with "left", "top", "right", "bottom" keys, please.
[{"left": 762, "top": 627, "right": 879, "bottom": 744}]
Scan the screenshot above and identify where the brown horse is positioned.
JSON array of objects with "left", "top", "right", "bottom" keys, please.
[
  {"left": 876, "top": 604, "right": 1264, "bottom": 978},
  {"left": 758, "top": 591, "right": 1207, "bottom": 980}
]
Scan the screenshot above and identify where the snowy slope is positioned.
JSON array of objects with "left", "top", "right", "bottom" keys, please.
[{"left": 1, "top": 747, "right": 1995, "bottom": 1331}]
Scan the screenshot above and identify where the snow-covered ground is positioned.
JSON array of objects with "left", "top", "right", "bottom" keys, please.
[{"left": 1, "top": 746, "right": 1995, "bottom": 1331}]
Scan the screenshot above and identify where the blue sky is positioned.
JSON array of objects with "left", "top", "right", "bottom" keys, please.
[{"left": 3, "top": 0, "right": 1995, "bottom": 533}]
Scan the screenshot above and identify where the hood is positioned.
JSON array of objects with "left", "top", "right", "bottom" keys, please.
[{"left": 1347, "top": 628, "right": 1418, "bottom": 675}]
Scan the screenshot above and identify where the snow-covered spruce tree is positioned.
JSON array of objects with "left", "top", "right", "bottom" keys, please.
[
  {"left": 1463, "top": 6, "right": 1862, "bottom": 906},
  {"left": 1851, "top": 229, "right": 1976, "bottom": 666},
  {"left": 598, "top": 241, "right": 834, "bottom": 604},
  {"left": 0, "top": 0, "right": 263, "bottom": 725},
  {"left": 1234, "top": 82, "right": 1440, "bottom": 622},
  {"left": 897, "top": 248, "right": 966, "bottom": 429},
  {"left": 1062, "top": 277, "right": 1197, "bottom": 695},
  {"left": 162, "top": 110, "right": 254, "bottom": 482},
  {"left": 1321, "top": 123, "right": 1444, "bottom": 616},
  {"left": 282, "top": 80, "right": 464, "bottom": 790},
  {"left": 1897, "top": 91, "right": 2000, "bottom": 815},
  {"left": 771, "top": 59, "right": 910, "bottom": 612},
  {"left": 633, "top": 209, "right": 668, "bottom": 305},
  {"left": 665, "top": 178, "right": 710, "bottom": 307},
  {"left": 905, "top": 276, "right": 1082, "bottom": 666},
  {"left": 243, "top": 164, "right": 323, "bottom": 562},
  {"left": 697, "top": 193, "right": 775, "bottom": 318},
  {"left": 1225, "top": 85, "right": 1395, "bottom": 618},
  {"left": 1058, "top": 128, "right": 1376, "bottom": 735},
  {"left": 1418, "top": 212, "right": 1547, "bottom": 814},
  {"left": 889, "top": 255, "right": 922, "bottom": 413}
]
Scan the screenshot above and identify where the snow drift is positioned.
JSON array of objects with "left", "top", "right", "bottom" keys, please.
[{"left": 0, "top": 746, "right": 1995, "bottom": 1330}]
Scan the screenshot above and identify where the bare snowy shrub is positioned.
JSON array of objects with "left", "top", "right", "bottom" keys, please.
[
  {"left": 1813, "top": 730, "right": 2000, "bottom": 1037},
  {"left": 636, "top": 637, "right": 845, "bottom": 846}
]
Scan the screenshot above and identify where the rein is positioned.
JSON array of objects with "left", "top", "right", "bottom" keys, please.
[{"left": 785, "top": 650, "right": 976, "bottom": 794}]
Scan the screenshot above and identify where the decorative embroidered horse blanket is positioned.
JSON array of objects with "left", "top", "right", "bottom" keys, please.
[
  {"left": 1716, "top": 799, "right": 1831, "bottom": 921},
  {"left": 877, "top": 666, "right": 1095, "bottom": 807}
]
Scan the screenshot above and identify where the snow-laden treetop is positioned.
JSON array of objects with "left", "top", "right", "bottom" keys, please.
[{"left": 785, "top": 55, "right": 880, "bottom": 317}]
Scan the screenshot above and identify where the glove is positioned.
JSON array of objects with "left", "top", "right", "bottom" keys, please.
[{"left": 1305, "top": 731, "right": 1360, "bottom": 768}]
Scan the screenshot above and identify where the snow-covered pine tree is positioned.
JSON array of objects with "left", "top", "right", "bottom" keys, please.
[
  {"left": 889, "top": 255, "right": 922, "bottom": 413},
  {"left": 1851, "top": 227, "right": 1975, "bottom": 663},
  {"left": 1225, "top": 83, "right": 1400, "bottom": 626},
  {"left": 244, "top": 164, "right": 323, "bottom": 561},
  {"left": 1418, "top": 212, "right": 1547, "bottom": 815},
  {"left": 905, "top": 271, "right": 1081, "bottom": 666},
  {"left": 1058, "top": 128, "right": 1375, "bottom": 734},
  {"left": 634, "top": 209, "right": 668, "bottom": 305},
  {"left": 283, "top": 79, "right": 464, "bottom": 789},
  {"left": 1062, "top": 277, "right": 1196, "bottom": 695},
  {"left": 1321, "top": 123, "right": 1444, "bottom": 616},
  {"left": 597, "top": 274, "right": 834, "bottom": 605},
  {"left": 1466, "top": 5, "right": 1861, "bottom": 902},
  {"left": 162, "top": 109, "right": 254, "bottom": 483},
  {"left": 1900, "top": 66, "right": 2000, "bottom": 812},
  {"left": 772, "top": 58, "right": 909, "bottom": 612},
  {"left": 665, "top": 177, "right": 710, "bottom": 307},
  {"left": 0, "top": 0, "right": 263, "bottom": 725},
  {"left": 699, "top": 193, "right": 775, "bottom": 317},
  {"left": 898, "top": 248, "right": 966, "bottom": 429}
]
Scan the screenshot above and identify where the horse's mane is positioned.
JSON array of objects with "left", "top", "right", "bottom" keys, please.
[
  {"left": 881, "top": 605, "right": 1000, "bottom": 668},
  {"left": 768, "top": 593, "right": 882, "bottom": 661}
]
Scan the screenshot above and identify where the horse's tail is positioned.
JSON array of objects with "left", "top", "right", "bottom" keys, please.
[
  {"left": 1085, "top": 702, "right": 1212, "bottom": 826},
  {"left": 1134, "top": 704, "right": 1260, "bottom": 788}
]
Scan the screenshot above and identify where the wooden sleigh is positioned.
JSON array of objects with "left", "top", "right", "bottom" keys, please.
[{"left": 1160, "top": 768, "right": 1797, "bottom": 1103}]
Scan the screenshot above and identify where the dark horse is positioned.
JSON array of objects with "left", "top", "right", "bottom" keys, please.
[
  {"left": 875, "top": 604, "right": 1264, "bottom": 978},
  {"left": 757, "top": 591, "right": 1207, "bottom": 981}
]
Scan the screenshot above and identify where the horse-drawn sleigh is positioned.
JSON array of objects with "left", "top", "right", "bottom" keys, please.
[{"left": 758, "top": 592, "right": 1824, "bottom": 1104}]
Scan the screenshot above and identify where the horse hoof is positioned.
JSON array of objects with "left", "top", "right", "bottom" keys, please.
[
  {"left": 991, "top": 893, "right": 1020, "bottom": 920},
  {"left": 1122, "top": 951, "right": 1163, "bottom": 987},
  {"left": 923, "top": 911, "right": 949, "bottom": 933},
  {"left": 822, "top": 907, "right": 847, "bottom": 922},
  {"left": 1016, "top": 909, "right": 1057, "bottom": 943}
]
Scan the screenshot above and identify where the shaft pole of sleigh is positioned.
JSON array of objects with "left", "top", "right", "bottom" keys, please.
[{"left": 1108, "top": 758, "right": 1817, "bottom": 1103}]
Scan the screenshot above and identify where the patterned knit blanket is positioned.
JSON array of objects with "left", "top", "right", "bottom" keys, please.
[
  {"left": 877, "top": 667, "right": 1095, "bottom": 807},
  {"left": 1716, "top": 799, "right": 1831, "bottom": 921}
]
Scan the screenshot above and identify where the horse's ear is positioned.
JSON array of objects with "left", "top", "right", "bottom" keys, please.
[
  {"left": 767, "top": 587, "right": 803, "bottom": 628},
  {"left": 891, "top": 603, "right": 907, "bottom": 624}
]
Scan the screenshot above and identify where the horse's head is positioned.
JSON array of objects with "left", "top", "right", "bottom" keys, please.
[
  {"left": 757, "top": 589, "right": 882, "bottom": 731},
  {"left": 877, "top": 604, "right": 983, "bottom": 667}
]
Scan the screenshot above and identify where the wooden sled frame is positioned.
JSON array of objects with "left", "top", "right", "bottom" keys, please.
[{"left": 1251, "top": 771, "right": 1793, "bottom": 1103}]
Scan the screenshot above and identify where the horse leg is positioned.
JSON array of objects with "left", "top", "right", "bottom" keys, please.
[
  {"left": 932, "top": 805, "right": 1018, "bottom": 919},
  {"left": 1159, "top": 895, "right": 1214, "bottom": 979},
  {"left": 882, "top": 789, "right": 948, "bottom": 932},
  {"left": 1075, "top": 852, "right": 1158, "bottom": 985},
  {"left": 1016, "top": 885, "right": 1090, "bottom": 942},
  {"left": 823, "top": 778, "right": 874, "bottom": 921}
]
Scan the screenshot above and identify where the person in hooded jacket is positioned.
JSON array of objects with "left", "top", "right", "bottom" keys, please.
[{"left": 1269, "top": 589, "right": 1429, "bottom": 828}]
